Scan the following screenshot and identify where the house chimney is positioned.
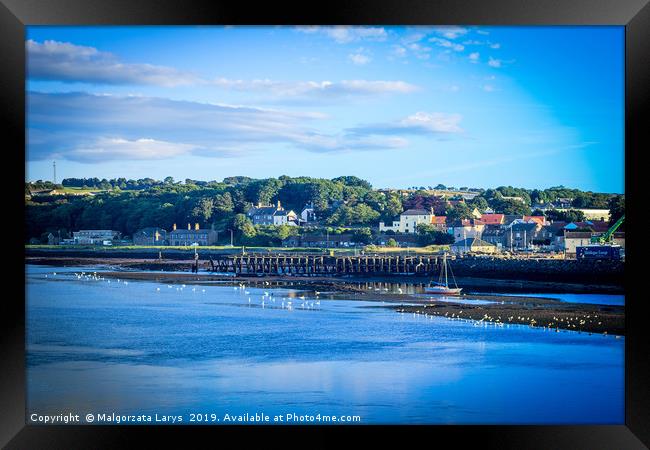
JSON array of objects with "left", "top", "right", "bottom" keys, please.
[
  {"left": 187, "top": 223, "right": 191, "bottom": 230},
  {"left": 173, "top": 223, "right": 177, "bottom": 230},
  {"left": 195, "top": 223, "right": 199, "bottom": 230}
]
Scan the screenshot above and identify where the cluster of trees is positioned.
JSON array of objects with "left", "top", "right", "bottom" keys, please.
[
  {"left": 25, "top": 175, "right": 625, "bottom": 244},
  {"left": 25, "top": 180, "right": 63, "bottom": 193},
  {"left": 416, "top": 224, "right": 456, "bottom": 246},
  {"left": 26, "top": 175, "right": 400, "bottom": 243}
]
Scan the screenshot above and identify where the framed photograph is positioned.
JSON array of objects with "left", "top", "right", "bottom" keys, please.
[{"left": 3, "top": 0, "right": 649, "bottom": 447}]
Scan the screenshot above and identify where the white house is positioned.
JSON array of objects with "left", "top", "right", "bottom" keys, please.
[
  {"left": 247, "top": 201, "right": 298, "bottom": 226},
  {"left": 300, "top": 202, "right": 317, "bottom": 223},
  {"left": 379, "top": 208, "right": 432, "bottom": 234}
]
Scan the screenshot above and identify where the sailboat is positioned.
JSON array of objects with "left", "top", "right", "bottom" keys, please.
[{"left": 425, "top": 252, "right": 462, "bottom": 295}]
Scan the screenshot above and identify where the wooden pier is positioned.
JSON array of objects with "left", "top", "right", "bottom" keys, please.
[{"left": 208, "top": 253, "right": 442, "bottom": 276}]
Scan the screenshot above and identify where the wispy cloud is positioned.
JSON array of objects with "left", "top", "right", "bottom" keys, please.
[
  {"left": 431, "top": 26, "right": 469, "bottom": 40},
  {"left": 27, "top": 40, "right": 200, "bottom": 87},
  {"left": 65, "top": 138, "right": 199, "bottom": 162},
  {"left": 27, "top": 91, "right": 413, "bottom": 162},
  {"left": 210, "top": 78, "right": 418, "bottom": 97},
  {"left": 469, "top": 52, "right": 480, "bottom": 63},
  {"left": 405, "top": 42, "right": 433, "bottom": 60},
  {"left": 488, "top": 57, "right": 502, "bottom": 68},
  {"left": 27, "top": 39, "right": 418, "bottom": 99},
  {"left": 348, "top": 49, "right": 372, "bottom": 65},
  {"left": 295, "top": 26, "right": 387, "bottom": 43},
  {"left": 348, "top": 111, "right": 463, "bottom": 136},
  {"left": 429, "top": 37, "right": 465, "bottom": 52}
]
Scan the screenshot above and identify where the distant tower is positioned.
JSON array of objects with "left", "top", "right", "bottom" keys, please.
[{"left": 53, "top": 161, "right": 57, "bottom": 184}]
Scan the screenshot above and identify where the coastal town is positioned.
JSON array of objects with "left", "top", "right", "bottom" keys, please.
[{"left": 26, "top": 177, "right": 625, "bottom": 261}]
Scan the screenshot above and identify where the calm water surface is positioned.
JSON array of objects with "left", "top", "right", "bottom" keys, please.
[{"left": 26, "top": 265, "right": 624, "bottom": 424}]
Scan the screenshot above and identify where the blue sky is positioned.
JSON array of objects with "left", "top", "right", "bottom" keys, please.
[{"left": 25, "top": 26, "right": 624, "bottom": 193}]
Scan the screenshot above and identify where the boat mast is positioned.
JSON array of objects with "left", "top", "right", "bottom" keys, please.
[{"left": 444, "top": 252, "right": 448, "bottom": 287}]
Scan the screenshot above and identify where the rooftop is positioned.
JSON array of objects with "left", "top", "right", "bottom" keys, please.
[{"left": 401, "top": 209, "right": 430, "bottom": 216}]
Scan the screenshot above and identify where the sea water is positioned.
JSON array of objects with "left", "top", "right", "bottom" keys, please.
[{"left": 26, "top": 265, "right": 624, "bottom": 424}]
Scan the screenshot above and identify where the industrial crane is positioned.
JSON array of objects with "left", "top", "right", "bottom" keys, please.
[{"left": 590, "top": 215, "right": 625, "bottom": 244}]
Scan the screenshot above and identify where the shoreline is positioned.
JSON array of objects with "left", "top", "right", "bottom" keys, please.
[
  {"left": 31, "top": 263, "right": 624, "bottom": 336},
  {"left": 25, "top": 256, "right": 624, "bottom": 294}
]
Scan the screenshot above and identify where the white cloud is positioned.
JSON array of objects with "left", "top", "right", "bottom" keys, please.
[
  {"left": 469, "top": 52, "right": 480, "bottom": 63},
  {"left": 348, "top": 111, "right": 463, "bottom": 136},
  {"left": 432, "top": 26, "right": 469, "bottom": 40},
  {"left": 429, "top": 37, "right": 465, "bottom": 52},
  {"left": 482, "top": 84, "right": 496, "bottom": 92},
  {"left": 68, "top": 138, "right": 198, "bottom": 162},
  {"left": 348, "top": 49, "right": 371, "bottom": 65},
  {"left": 462, "top": 39, "right": 501, "bottom": 49},
  {"left": 400, "top": 112, "right": 463, "bottom": 133},
  {"left": 210, "top": 78, "right": 418, "bottom": 96},
  {"left": 27, "top": 40, "right": 200, "bottom": 87},
  {"left": 463, "top": 40, "right": 485, "bottom": 45},
  {"left": 296, "top": 26, "right": 387, "bottom": 43},
  {"left": 27, "top": 91, "right": 414, "bottom": 162},
  {"left": 406, "top": 42, "right": 432, "bottom": 59},
  {"left": 488, "top": 57, "right": 502, "bottom": 68},
  {"left": 27, "top": 39, "right": 416, "bottom": 100}
]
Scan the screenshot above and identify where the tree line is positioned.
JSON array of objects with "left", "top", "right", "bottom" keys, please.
[{"left": 25, "top": 176, "right": 624, "bottom": 244}]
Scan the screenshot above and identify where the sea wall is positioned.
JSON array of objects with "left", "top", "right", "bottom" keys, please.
[{"left": 449, "top": 256, "right": 624, "bottom": 285}]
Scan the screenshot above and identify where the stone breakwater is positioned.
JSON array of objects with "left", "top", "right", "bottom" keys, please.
[{"left": 449, "top": 256, "right": 623, "bottom": 286}]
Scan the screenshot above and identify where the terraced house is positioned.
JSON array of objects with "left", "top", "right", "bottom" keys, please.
[{"left": 168, "top": 223, "right": 217, "bottom": 246}]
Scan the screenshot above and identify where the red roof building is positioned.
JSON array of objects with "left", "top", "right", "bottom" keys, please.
[
  {"left": 524, "top": 215, "right": 547, "bottom": 226},
  {"left": 478, "top": 213, "right": 505, "bottom": 225}
]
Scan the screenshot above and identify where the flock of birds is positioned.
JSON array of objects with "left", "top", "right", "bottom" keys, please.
[
  {"left": 45, "top": 271, "right": 619, "bottom": 338},
  {"left": 231, "top": 282, "right": 321, "bottom": 310},
  {"left": 396, "top": 305, "right": 619, "bottom": 337},
  {"left": 50, "top": 271, "right": 322, "bottom": 311}
]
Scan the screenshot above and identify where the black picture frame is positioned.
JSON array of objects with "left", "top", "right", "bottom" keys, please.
[{"left": 2, "top": 0, "right": 648, "bottom": 448}]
